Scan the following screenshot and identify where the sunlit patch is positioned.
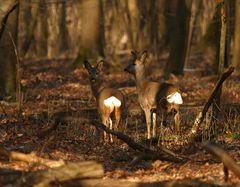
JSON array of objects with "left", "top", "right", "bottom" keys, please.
[
  {"left": 104, "top": 96, "right": 121, "bottom": 108},
  {"left": 166, "top": 92, "right": 183, "bottom": 104}
]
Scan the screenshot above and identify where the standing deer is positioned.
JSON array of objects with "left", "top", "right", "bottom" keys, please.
[
  {"left": 124, "top": 50, "right": 183, "bottom": 139},
  {"left": 84, "top": 60, "right": 125, "bottom": 142}
]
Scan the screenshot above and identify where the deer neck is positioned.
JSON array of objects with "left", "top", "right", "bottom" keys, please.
[
  {"left": 135, "top": 66, "right": 147, "bottom": 90},
  {"left": 90, "top": 79, "right": 104, "bottom": 99}
]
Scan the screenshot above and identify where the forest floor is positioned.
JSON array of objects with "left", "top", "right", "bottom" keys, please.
[{"left": 0, "top": 54, "right": 240, "bottom": 186}]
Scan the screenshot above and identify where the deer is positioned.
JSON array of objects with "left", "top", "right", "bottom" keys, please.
[
  {"left": 124, "top": 50, "right": 183, "bottom": 139},
  {"left": 84, "top": 59, "right": 125, "bottom": 142}
]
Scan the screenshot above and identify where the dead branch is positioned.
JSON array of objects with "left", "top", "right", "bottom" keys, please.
[
  {"left": 188, "top": 67, "right": 234, "bottom": 141},
  {"left": 17, "top": 161, "right": 104, "bottom": 187},
  {"left": 203, "top": 141, "right": 240, "bottom": 181},
  {"left": 0, "top": 146, "right": 65, "bottom": 168},
  {"left": 90, "top": 120, "right": 185, "bottom": 163}
]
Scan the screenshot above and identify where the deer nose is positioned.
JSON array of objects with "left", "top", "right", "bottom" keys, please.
[
  {"left": 124, "top": 68, "right": 129, "bottom": 72},
  {"left": 90, "top": 78, "right": 96, "bottom": 82}
]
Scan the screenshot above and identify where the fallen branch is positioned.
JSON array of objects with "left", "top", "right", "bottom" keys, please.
[
  {"left": 90, "top": 120, "right": 185, "bottom": 163},
  {"left": 188, "top": 67, "right": 234, "bottom": 141},
  {"left": 63, "top": 178, "right": 221, "bottom": 187},
  {"left": 0, "top": 146, "right": 65, "bottom": 168},
  {"left": 17, "top": 161, "right": 104, "bottom": 187},
  {"left": 203, "top": 141, "right": 240, "bottom": 181}
]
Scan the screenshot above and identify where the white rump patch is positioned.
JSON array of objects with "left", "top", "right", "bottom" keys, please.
[
  {"left": 104, "top": 96, "right": 121, "bottom": 108},
  {"left": 166, "top": 92, "right": 183, "bottom": 104}
]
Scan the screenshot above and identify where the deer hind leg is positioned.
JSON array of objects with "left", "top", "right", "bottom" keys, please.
[
  {"left": 144, "top": 110, "right": 152, "bottom": 139},
  {"left": 174, "top": 111, "right": 180, "bottom": 134},
  {"left": 114, "top": 107, "right": 121, "bottom": 131},
  {"left": 109, "top": 117, "right": 113, "bottom": 142},
  {"left": 101, "top": 115, "right": 109, "bottom": 142},
  {"left": 159, "top": 108, "right": 167, "bottom": 138}
]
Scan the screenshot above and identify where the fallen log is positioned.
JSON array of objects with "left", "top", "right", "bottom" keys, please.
[
  {"left": 0, "top": 146, "right": 65, "bottom": 168},
  {"left": 188, "top": 67, "right": 234, "bottom": 141},
  {"left": 62, "top": 178, "right": 219, "bottom": 187},
  {"left": 203, "top": 141, "right": 240, "bottom": 181},
  {"left": 16, "top": 161, "right": 104, "bottom": 187},
  {"left": 90, "top": 120, "right": 186, "bottom": 163}
]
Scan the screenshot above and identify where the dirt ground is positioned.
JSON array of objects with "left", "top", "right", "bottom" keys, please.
[{"left": 0, "top": 55, "right": 240, "bottom": 186}]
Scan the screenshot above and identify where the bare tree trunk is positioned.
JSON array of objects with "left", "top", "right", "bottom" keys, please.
[
  {"left": 65, "top": 1, "right": 81, "bottom": 58},
  {"left": 59, "top": 1, "right": 69, "bottom": 54},
  {"left": 232, "top": 0, "right": 240, "bottom": 71},
  {"left": 74, "top": 0, "right": 104, "bottom": 65},
  {"left": 192, "top": 0, "right": 215, "bottom": 44},
  {"left": 164, "top": 0, "right": 193, "bottom": 78},
  {"left": 18, "top": 0, "right": 39, "bottom": 57},
  {"left": 210, "top": 0, "right": 227, "bottom": 135},
  {"left": 34, "top": 0, "right": 48, "bottom": 59},
  {"left": 0, "top": 0, "right": 18, "bottom": 98},
  {"left": 47, "top": 2, "right": 61, "bottom": 59}
]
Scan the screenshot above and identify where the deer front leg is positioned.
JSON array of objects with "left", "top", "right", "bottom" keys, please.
[
  {"left": 144, "top": 110, "right": 152, "bottom": 139},
  {"left": 152, "top": 112, "right": 157, "bottom": 138}
]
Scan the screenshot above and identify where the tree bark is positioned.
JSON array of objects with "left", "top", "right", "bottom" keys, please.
[
  {"left": 209, "top": 0, "right": 227, "bottom": 136},
  {"left": 232, "top": 0, "right": 240, "bottom": 70},
  {"left": 74, "top": 0, "right": 104, "bottom": 65},
  {"left": 18, "top": 0, "right": 39, "bottom": 57},
  {"left": 0, "top": 0, "right": 18, "bottom": 97},
  {"left": 32, "top": 0, "right": 48, "bottom": 59},
  {"left": 164, "top": 0, "right": 193, "bottom": 78}
]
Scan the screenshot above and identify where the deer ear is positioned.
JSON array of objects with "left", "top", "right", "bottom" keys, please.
[
  {"left": 96, "top": 60, "right": 104, "bottom": 71},
  {"left": 84, "top": 60, "right": 92, "bottom": 71},
  {"left": 139, "top": 50, "right": 148, "bottom": 62},
  {"left": 131, "top": 50, "right": 138, "bottom": 58}
]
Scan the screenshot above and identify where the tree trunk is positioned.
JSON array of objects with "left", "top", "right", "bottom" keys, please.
[
  {"left": 0, "top": 0, "right": 18, "bottom": 98},
  {"left": 34, "top": 0, "right": 48, "bottom": 59},
  {"left": 232, "top": 0, "right": 240, "bottom": 71},
  {"left": 18, "top": 0, "right": 39, "bottom": 57},
  {"left": 74, "top": 0, "right": 104, "bottom": 65},
  {"left": 164, "top": 0, "right": 193, "bottom": 78},
  {"left": 47, "top": 2, "right": 62, "bottom": 59},
  {"left": 210, "top": 0, "right": 227, "bottom": 135}
]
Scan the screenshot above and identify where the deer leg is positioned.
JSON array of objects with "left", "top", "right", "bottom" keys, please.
[
  {"left": 109, "top": 118, "right": 113, "bottom": 142},
  {"left": 152, "top": 112, "right": 157, "bottom": 137},
  {"left": 101, "top": 115, "right": 109, "bottom": 142},
  {"left": 93, "top": 128, "right": 100, "bottom": 141},
  {"left": 115, "top": 107, "right": 121, "bottom": 131},
  {"left": 159, "top": 108, "right": 167, "bottom": 137},
  {"left": 174, "top": 111, "right": 180, "bottom": 134},
  {"left": 144, "top": 110, "right": 152, "bottom": 139}
]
